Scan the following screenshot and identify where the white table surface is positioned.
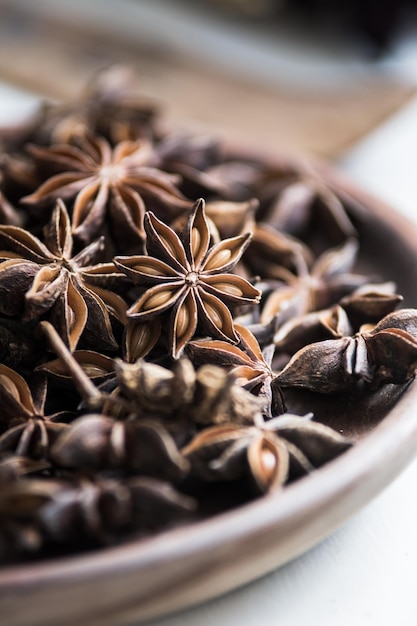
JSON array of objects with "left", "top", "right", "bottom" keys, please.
[{"left": 2, "top": 82, "right": 417, "bottom": 626}]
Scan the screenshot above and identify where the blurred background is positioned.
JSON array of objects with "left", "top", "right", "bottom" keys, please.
[{"left": 0, "top": 0, "right": 417, "bottom": 156}]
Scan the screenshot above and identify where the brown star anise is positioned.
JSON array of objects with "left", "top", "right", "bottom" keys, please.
[
  {"left": 51, "top": 414, "right": 189, "bottom": 482},
  {"left": 0, "top": 191, "right": 22, "bottom": 226},
  {"left": 188, "top": 324, "right": 285, "bottom": 417},
  {"left": 38, "top": 350, "right": 116, "bottom": 386},
  {"left": 183, "top": 412, "right": 352, "bottom": 494},
  {"left": 260, "top": 237, "right": 369, "bottom": 325},
  {"left": 0, "top": 366, "right": 69, "bottom": 459},
  {"left": 0, "top": 200, "right": 127, "bottom": 350},
  {"left": 22, "top": 133, "right": 192, "bottom": 248},
  {"left": 115, "top": 199, "right": 261, "bottom": 358},
  {"left": 260, "top": 176, "right": 358, "bottom": 251},
  {"left": 114, "top": 357, "right": 263, "bottom": 427},
  {"left": 152, "top": 132, "right": 226, "bottom": 198},
  {"left": 276, "top": 309, "right": 417, "bottom": 392},
  {"left": 0, "top": 475, "right": 196, "bottom": 556},
  {"left": 273, "top": 282, "right": 404, "bottom": 358},
  {"left": 37, "top": 476, "right": 196, "bottom": 547}
]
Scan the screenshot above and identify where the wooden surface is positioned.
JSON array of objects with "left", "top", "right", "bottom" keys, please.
[{"left": 0, "top": 0, "right": 414, "bottom": 157}]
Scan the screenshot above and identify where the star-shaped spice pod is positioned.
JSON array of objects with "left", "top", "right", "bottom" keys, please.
[
  {"left": 22, "top": 133, "right": 192, "bottom": 249},
  {"left": 0, "top": 200, "right": 127, "bottom": 350},
  {"left": 115, "top": 199, "right": 261, "bottom": 358},
  {"left": 276, "top": 309, "right": 417, "bottom": 393},
  {"left": 183, "top": 412, "right": 352, "bottom": 494},
  {"left": 0, "top": 365, "right": 69, "bottom": 461},
  {"left": 260, "top": 237, "right": 369, "bottom": 324},
  {"left": 187, "top": 324, "right": 285, "bottom": 418},
  {"left": 259, "top": 175, "right": 358, "bottom": 252}
]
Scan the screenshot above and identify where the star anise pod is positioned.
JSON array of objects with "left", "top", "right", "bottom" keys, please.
[
  {"left": 152, "top": 133, "right": 227, "bottom": 198},
  {"left": 243, "top": 222, "right": 313, "bottom": 283},
  {"left": 37, "top": 350, "right": 116, "bottom": 387},
  {"left": 273, "top": 284, "right": 403, "bottom": 358},
  {"left": 274, "top": 305, "right": 353, "bottom": 356},
  {"left": 0, "top": 200, "right": 127, "bottom": 350},
  {"left": 260, "top": 176, "right": 357, "bottom": 251},
  {"left": 115, "top": 199, "right": 261, "bottom": 358},
  {"left": 0, "top": 366, "right": 69, "bottom": 459},
  {"left": 276, "top": 308, "right": 417, "bottom": 392},
  {"left": 188, "top": 324, "right": 285, "bottom": 417},
  {"left": 22, "top": 133, "right": 191, "bottom": 248},
  {"left": 0, "top": 191, "right": 22, "bottom": 226},
  {"left": 0, "top": 475, "right": 196, "bottom": 556},
  {"left": 339, "top": 282, "right": 403, "bottom": 331},
  {"left": 37, "top": 476, "right": 196, "bottom": 547},
  {"left": 50, "top": 414, "right": 189, "bottom": 482},
  {"left": 114, "top": 357, "right": 263, "bottom": 427},
  {"left": 183, "top": 412, "right": 351, "bottom": 494},
  {"left": 260, "top": 237, "right": 369, "bottom": 325}
]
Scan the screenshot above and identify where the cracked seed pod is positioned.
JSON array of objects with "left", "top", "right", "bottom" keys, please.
[
  {"left": 274, "top": 305, "right": 353, "bottom": 356},
  {"left": 51, "top": 414, "right": 189, "bottom": 481},
  {"left": 115, "top": 357, "right": 263, "bottom": 426},
  {"left": 190, "top": 364, "right": 263, "bottom": 425},
  {"left": 37, "top": 350, "right": 116, "bottom": 387},
  {"left": 276, "top": 336, "right": 367, "bottom": 393},
  {"left": 183, "top": 412, "right": 352, "bottom": 494},
  {"left": 188, "top": 324, "right": 285, "bottom": 418},
  {"left": 277, "top": 308, "right": 417, "bottom": 392},
  {"left": 114, "top": 358, "right": 196, "bottom": 417},
  {"left": 38, "top": 477, "right": 196, "bottom": 547}
]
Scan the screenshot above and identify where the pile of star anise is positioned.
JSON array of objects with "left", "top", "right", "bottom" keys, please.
[{"left": 1, "top": 66, "right": 417, "bottom": 564}]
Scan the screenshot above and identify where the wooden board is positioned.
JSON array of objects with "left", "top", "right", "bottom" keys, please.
[{"left": 0, "top": 0, "right": 414, "bottom": 157}]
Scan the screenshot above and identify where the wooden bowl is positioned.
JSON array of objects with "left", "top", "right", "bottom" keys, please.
[{"left": 1, "top": 153, "right": 417, "bottom": 626}]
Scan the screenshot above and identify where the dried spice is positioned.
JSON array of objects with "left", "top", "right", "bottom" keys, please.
[
  {"left": 276, "top": 309, "right": 417, "bottom": 392},
  {"left": 183, "top": 413, "right": 352, "bottom": 494},
  {"left": 260, "top": 177, "right": 357, "bottom": 250},
  {"left": 0, "top": 67, "right": 416, "bottom": 566},
  {"left": 0, "top": 366, "right": 70, "bottom": 459},
  {"left": 0, "top": 200, "right": 127, "bottom": 350},
  {"left": 23, "top": 133, "right": 191, "bottom": 248},
  {"left": 114, "top": 357, "right": 263, "bottom": 426},
  {"left": 260, "top": 237, "right": 370, "bottom": 324},
  {"left": 115, "top": 199, "right": 261, "bottom": 358},
  {"left": 188, "top": 324, "right": 285, "bottom": 417}
]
